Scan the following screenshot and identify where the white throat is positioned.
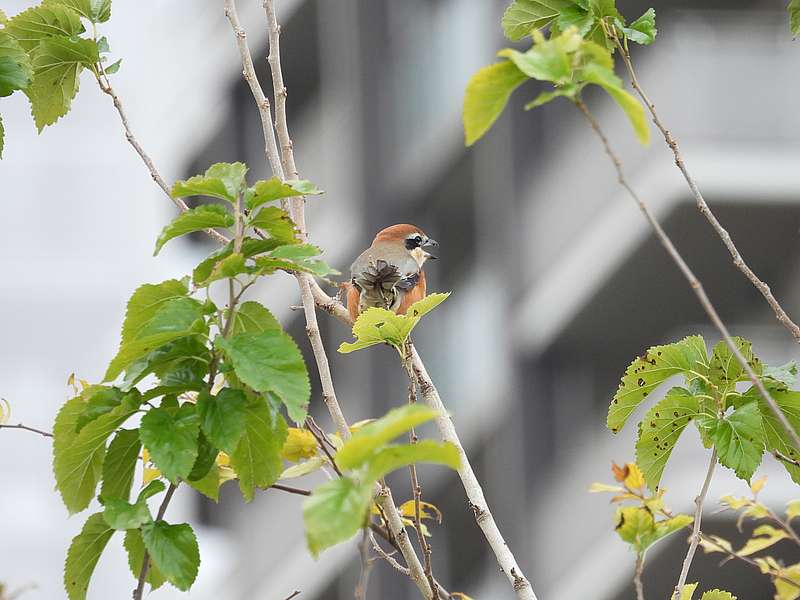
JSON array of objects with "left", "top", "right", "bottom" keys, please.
[{"left": 410, "top": 247, "right": 428, "bottom": 267}]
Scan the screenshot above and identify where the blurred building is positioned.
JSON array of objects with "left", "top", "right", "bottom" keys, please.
[{"left": 2, "top": 0, "right": 800, "bottom": 599}]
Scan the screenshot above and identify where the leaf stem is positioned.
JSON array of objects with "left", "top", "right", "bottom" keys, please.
[
  {"left": 672, "top": 448, "right": 716, "bottom": 599},
  {"left": 133, "top": 482, "right": 178, "bottom": 600}
]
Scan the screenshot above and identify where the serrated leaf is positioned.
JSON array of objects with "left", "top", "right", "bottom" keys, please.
[
  {"left": 119, "top": 280, "right": 188, "bottom": 344},
  {"left": 186, "top": 462, "right": 221, "bottom": 502},
  {"left": 608, "top": 335, "right": 708, "bottom": 433},
  {"left": 498, "top": 46, "right": 570, "bottom": 83},
  {"left": 621, "top": 8, "right": 657, "bottom": 45},
  {"left": 763, "top": 361, "right": 798, "bottom": 390},
  {"left": 738, "top": 524, "right": 789, "bottom": 556},
  {"left": 25, "top": 36, "right": 99, "bottom": 131},
  {"left": 75, "top": 386, "right": 123, "bottom": 431},
  {"left": 708, "top": 337, "right": 761, "bottom": 396},
  {"left": 581, "top": 62, "right": 649, "bottom": 145},
  {"left": 246, "top": 177, "right": 322, "bottom": 210},
  {"left": 231, "top": 301, "right": 281, "bottom": 336},
  {"left": 122, "top": 336, "right": 210, "bottom": 393},
  {"left": 230, "top": 395, "right": 288, "bottom": 501},
  {"left": 188, "top": 432, "right": 218, "bottom": 481},
  {"left": 775, "top": 563, "right": 800, "bottom": 600},
  {"left": 124, "top": 529, "right": 166, "bottom": 591},
  {"left": 5, "top": 5, "right": 84, "bottom": 51},
  {"left": 171, "top": 162, "right": 248, "bottom": 203},
  {"left": 141, "top": 521, "right": 200, "bottom": 591},
  {"left": 303, "top": 476, "right": 373, "bottom": 557},
  {"left": 635, "top": 387, "right": 703, "bottom": 491},
  {"left": 746, "top": 388, "right": 800, "bottom": 484},
  {"left": 463, "top": 61, "right": 527, "bottom": 146},
  {"left": 104, "top": 58, "right": 121, "bottom": 74},
  {"left": 502, "top": 0, "right": 570, "bottom": 40},
  {"left": 705, "top": 402, "right": 765, "bottom": 482},
  {"left": 54, "top": 392, "right": 141, "bottom": 513},
  {"left": 63, "top": 513, "right": 113, "bottom": 600},
  {"left": 154, "top": 204, "right": 234, "bottom": 255},
  {"left": 0, "top": 32, "right": 33, "bottom": 96},
  {"left": 339, "top": 293, "right": 450, "bottom": 354},
  {"left": 789, "top": 0, "right": 800, "bottom": 37},
  {"left": 651, "top": 514, "right": 693, "bottom": 546},
  {"left": 102, "top": 496, "right": 152, "bottom": 530},
  {"left": 197, "top": 388, "right": 246, "bottom": 455},
  {"left": 247, "top": 206, "right": 297, "bottom": 243},
  {"left": 336, "top": 404, "right": 441, "bottom": 471},
  {"left": 43, "top": 0, "right": 111, "bottom": 23},
  {"left": 215, "top": 329, "right": 310, "bottom": 423},
  {"left": 364, "top": 440, "right": 460, "bottom": 481},
  {"left": 139, "top": 403, "right": 200, "bottom": 483},
  {"left": 281, "top": 427, "right": 318, "bottom": 462},
  {"left": 105, "top": 296, "right": 207, "bottom": 382},
  {"left": 614, "top": 506, "right": 654, "bottom": 549},
  {"left": 99, "top": 428, "right": 140, "bottom": 502}
]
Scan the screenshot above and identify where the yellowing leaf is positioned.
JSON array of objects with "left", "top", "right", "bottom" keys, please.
[
  {"left": 398, "top": 500, "right": 442, "bottom": 524},
  {"left": 450, "top": 594, "right": 475, "bottom": 600},
  {"left": 738, "top": 524, "right": 789, "bottom": 557},
  {"left": 720, "top": 495, "right": 750, "bottom": 510},
  {"left": 143, "top": 467, "right": 161, "bottom": 486},
  {"left": 699, "top": 591, "right": 737, "bottom": 600},
  {"left": 216, "top": 452, "right": 231, "bottom": 467},
  {"left": 0, "top": 397, "right": 9, "bottom": 424},
  {"left": 774, "top": 563, "right": 800, "bottom": 600},
  {"left": 787, "top": 499, "right": 800, "bottom": 521},
  {"left": 699, "top": 534, "right": 733, "bottom": 555},
  {"left": 463, "top": 61, "right": 527, "bottom": 146},
  {"left": 281, "top": 428, "right": 318, "bottom": 462},
  {"left": 280, "top": 456, "right": 326, "bottom": 480},
  {"left": 623, "top": 462, "right": 645, "bottom": 490},
  {"left": 680, "top": 583, "right": 699, "bottom": 600},
  {"left": 588, "top": 482, "right": 625, "bottom": 493}
]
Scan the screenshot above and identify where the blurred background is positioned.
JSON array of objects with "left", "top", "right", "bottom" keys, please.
[{"left": 2, "top": 0, "right": 800, "bottom": 598}]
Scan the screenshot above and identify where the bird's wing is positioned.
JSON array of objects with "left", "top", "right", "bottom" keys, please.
[{"left": 350, "top": 243, "right": 420, "bottom": 291}]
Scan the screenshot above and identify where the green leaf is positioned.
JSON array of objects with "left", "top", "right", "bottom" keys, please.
[
  {"left": 338, "top": 293, "right": 450, "bottom": 354},
  {"left": 247, "top": 206, "right": 297, "bottom": 243},
  {"left": 705, "top": 401, "right": 765, "bottom": 482},
  {"left": 652, "top": 514, "right": 694, "bottom": 545},
  {"left": 0, "top": 114, "right": 4, "bottom": 159},
  {"left": 187, "top": 463, "right": 221, "bottom": 502},
  {"left": 635, "top": 387, "right": 703, "bottom": 491},
  {"left": 364, "top": 440, "right": 460, "bottom": 481},
  {"left": 621, "top": 8, "right": 657, "bottom": 45},
  {"left": 216, "top": 329, "right": 310, "bottom": 423},
  {"left": 497, "top": 28, "right": 582, "bottom": 84},
  {"left": 524, "top": 85, "right": 579, "bottom": 109},
  {"left": 336, "top": 404, "right": 441, "bottom": 471},
  {"left": 122, "top": 336, "right": 210, "bottom": 393},
  {"left": 230, "top": 395, "right": 288, "bottom": 501},
  {"left": 102, "top": 496, "right": 151, "bottom": 530},
  {"left": 790, "top": 0, "right": 800, "bottom": 37},
  {"left": 201, "top": 252, "right": 247, "bottom": 285},
  {"left": 747, "top": 389, "right": 800, "bottom": 483},
  {"left": 75, "top": 387, "right": 123, "bottom": 431},
  {"left": 63, "top": 513, "right": 114, "bottom": 600},
  {"left": 188, "top": 432, "right": 218, "bottom": 481},
  {"left": 99, "top": 428, "right": 140, "bottom": 502},
  {"left": 463, "top": 61, "right": 527, "bottom": 146},
  {"left": 104, "top": 58, "right": 121, "bottom": 74},
  {"left": 5, "top": 5, "right": 84, "bottom": 51},
  {"left": 105, "top": 296, "right": 207, "bottom": 382},
  {"left": 197, "top": 388, "right": 246, "bottom": 454},
  {"left": 608, "top": 335, "right": 708, "bottom": 433},
  {"left": 43, "top": 0, "right": 112, "bottom": 23},
  {"left": 25, "top": 36, "right": 99, "bottom": 131},
  {"left": 581, "top": 62, "right": 650, "bottom": 145},
  {"left": 171, "top": 162, "right": 248, "bottom": 203},
  {"left": 246, "top": 177, "right": 322, "bottom": 210},
  {"left": 139, "top": 403, "right": 200, "bottom": 483},
  {"left": 699, "top": 592, "right": 737, "bottom": 600},
  {"left": 708, "top": 337, "right": 761, "bottom": 396},
  {"left": 763, "top": 361, "right": 797, "bottom": 390},
  {"left": 124, "top": 529, "right": 166, "bottom": 591},
  {"left": 614, "top": 506, "right": 654, "bottom": 550},
  {"left": 231, "top": 301, "right": 281, "bottom": 335},
  {"left": 141, "top": 521, "right": 200, "bottom": 591},
  {"left": 502, "top": 0, "right": 572, "bottom": 40},
  {"left": 54, "top": 392, "right": 141, "bottom": 513},
  {"left": 154, "top": 204, "right": 234, "bottom": 255},
  {"left": 119, "top": 280, "right": 189, "bottom": 344},
  {"left": 0, "top": 32, "right": 33, "bottom": 96},
  {"left": 303, "top": 477, "right": 373, "bottom": 557}
]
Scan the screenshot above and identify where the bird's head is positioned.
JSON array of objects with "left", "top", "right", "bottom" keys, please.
[{"left": 373, "top": 224, "right": 439, "bottom": 267}]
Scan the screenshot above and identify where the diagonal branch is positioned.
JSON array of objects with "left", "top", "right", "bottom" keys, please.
[
  {"left": 0, "top": 423, "right": 53, "bottom": 438},
  {"left": 613, "top": 36, "right": 800, "bottom": 344},
  {"left": 133, "top": 483, "right": 178, "bottom": 600},
  {"left": 574, "top": 98, "right": 800, "bottom": 451}
]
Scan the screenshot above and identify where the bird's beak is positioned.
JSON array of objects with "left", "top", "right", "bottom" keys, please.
[{"left": 423, "top": 237, "right": 439, "bottom": 260}]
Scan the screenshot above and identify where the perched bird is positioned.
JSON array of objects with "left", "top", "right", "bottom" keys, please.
[{"left": 346, "top": 224, "right": 438, "bottom": 321}]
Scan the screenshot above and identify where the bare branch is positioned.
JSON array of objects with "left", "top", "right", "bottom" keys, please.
[
  {"left": 613, "top": 37, "right": 800, "bottom": 344},
  {"left": 634, "top": 553, "right": 645, "bottom": 600},
  {"left": 673, "top": 448, "right": 717, "bottom": 600},
  {"left": 133, "top": 483, "right": 178, "bottom": 600},
  {"left": 94, "top": 71, "right": 228, "bottom": 245},
  {"left": 354, "top": 526, "right": 373, "bottom": 600},
  {"left": 774, "top": 449, "right": 800, "bottom": 468},
  {"left": 284, "top": 592, "right": 301, "bottom": 600},
  {"left": 0, "top": 423, "right": 53, "bottom": 438},
  {"left": 574, "top": 98, "right": 800, "bottom": 450}
]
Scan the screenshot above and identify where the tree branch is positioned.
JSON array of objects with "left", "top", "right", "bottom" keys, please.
[
  {"left": 672, "top": 448, "right": 717, "bottom": 600},
  {"left": 0, "top": 423, "right": 53, "bottom": 438},
  {"left": 133, "top": 483, "right": 178, "bottom": 600},
  {"left": 634, "top": 553, "right": 645, "bottom": 600},
  {"left": 354, "top": 526, "right": 373, "bottom": 600},
  {"left": 574, "top": 98, "right": 800, "bottom": 451},
  {"left": 613, "top": 37, "right": 800, "bottom": 344}
]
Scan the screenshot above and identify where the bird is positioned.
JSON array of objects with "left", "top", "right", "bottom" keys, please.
[{"left": 346, "top": 224, "right": 438, "bottom": 321}]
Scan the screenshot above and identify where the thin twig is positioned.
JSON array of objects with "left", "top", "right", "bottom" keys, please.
[
  {"left": 613, "top": 36, "right": 800, "bottom": 345},
  {"left": 94, "top": 71, "right": 228, "bottom": 245},
  {"left": 269, "top": 483, "right": 311, "bottom": 496},
  {"left": 773, "top": 449, "right": 800, "bottom": 468},
  {"left": 355, "top": 526, "right": 373, "bottom": 600},
  {"left": 634, "top": 553, "right": 645, "bottom": 600},
  {"left": 133, "top": 483, "right": 178, "bottom": 600},
  {"left": 573, "top": 98, "right": 800, "bottom": 451},
  {"left": 305, "top": 416, "right": 343, "bottom": 476},
  {"left": 284, "top": 592, "right": 301, "bottom": 600},
  {"left": 0, "top": 423, "right": 53, "bottom": 438},
  {"left": 673, "top": 448, "right": 717, "bottom": 600}
]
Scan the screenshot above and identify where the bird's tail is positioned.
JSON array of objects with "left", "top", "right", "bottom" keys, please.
[{"left": 353, "top": 260, "right": 402, "bottom": 310}]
